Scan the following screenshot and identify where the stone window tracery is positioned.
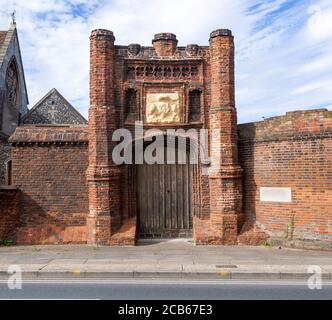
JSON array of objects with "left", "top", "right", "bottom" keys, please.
[{"left": 6, "top": 59, "right": 20, "bottom": 109}]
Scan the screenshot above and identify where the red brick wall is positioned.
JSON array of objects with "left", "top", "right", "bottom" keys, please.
[
  {"left": 238, "top": 109, "right": 332, "bottom": 244},
  {"left": 0, "top": 187, "right": 20, "bottom": 241},
  {"left": 9, "top": 126, "right": 89, "bottom": 244}
]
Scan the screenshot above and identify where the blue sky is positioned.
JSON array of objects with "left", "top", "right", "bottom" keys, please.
[{"left": 1, "top": 0, "right": 332, "bottom": 123}]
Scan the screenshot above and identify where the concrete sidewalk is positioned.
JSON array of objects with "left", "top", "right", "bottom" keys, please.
[{"left": 0, "top": 239, "right": 332, "bottom": 280}]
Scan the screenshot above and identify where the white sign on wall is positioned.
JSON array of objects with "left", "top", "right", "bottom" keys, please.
[{"left": 260, "top": 187, "right": 292, "bottom": 203}]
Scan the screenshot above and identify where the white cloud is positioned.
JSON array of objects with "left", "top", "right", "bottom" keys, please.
[
  {"left": 307, "top": 4, "right": 332, "bottom": 41},
  {"left": 0, "top": 0, "right": 331, "bottom": 122}
]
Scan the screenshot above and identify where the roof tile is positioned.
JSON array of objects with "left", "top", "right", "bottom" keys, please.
[{"left": 9, "top": 126, "right": 89, "bottom": 144}]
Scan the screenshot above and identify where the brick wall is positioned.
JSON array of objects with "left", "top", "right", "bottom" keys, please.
[
  {"left": 9, "top": 126, "right": 89, "bottom": 244},
  {"left": 238, "top": 109, "right": 332, "bottom": 247},
  {"left": 0, "top": 187, "right": 20, "bottom": 241}
]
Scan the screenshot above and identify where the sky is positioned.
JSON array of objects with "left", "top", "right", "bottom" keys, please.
[{"left": 0, "top": 0, "right": 332, "bottom": 123}]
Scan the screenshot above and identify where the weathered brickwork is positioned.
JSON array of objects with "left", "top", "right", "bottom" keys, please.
[
  {"left": 238, "top": 109, "right": 332, "bottom": 247},
  {"left": 9, "top": 126, "right": 89, "bottom": 244},
  {"left": 2, "top": 27, "right": 330, "bottom": 249},
  {"left": 205, "top": 29, "right": 242, "bottom": 245},
  {"left": 85, "top": 29, "right": 242, "bottom": 246},
  {"left": 0, "top": 187, "right": 20, "bottom": 241},
  {"left": 87, "top": 29, "right": 122, "bottom": 245}
]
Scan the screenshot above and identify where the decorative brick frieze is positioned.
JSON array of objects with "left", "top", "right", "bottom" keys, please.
[{"left": 126, "top": 61, "right": 201, "bottom": 81}]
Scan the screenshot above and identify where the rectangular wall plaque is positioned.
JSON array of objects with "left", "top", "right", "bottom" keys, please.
[
  {"left": 260, "top": 187, "right": 292, "bottom": 203},
  {"left": 146, "top": 93, "right": 180, "bottom": 123}
]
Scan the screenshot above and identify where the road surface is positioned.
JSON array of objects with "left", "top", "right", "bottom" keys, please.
[{"left": 0, "top": 279, "right": 331, "bottom": 300}]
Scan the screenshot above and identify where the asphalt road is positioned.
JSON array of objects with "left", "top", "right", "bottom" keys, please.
[{"left": 0, "top": 280, "right": 332, "bottom": 300}]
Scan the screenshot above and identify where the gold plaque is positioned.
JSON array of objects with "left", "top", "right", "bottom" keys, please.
[{"left": 146, "top": 93, "right": 180, "bottom": 123}]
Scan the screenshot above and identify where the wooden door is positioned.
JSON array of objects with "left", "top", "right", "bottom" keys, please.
[{"left": 137, "top": 162, "right": 193, "bottom": 238}]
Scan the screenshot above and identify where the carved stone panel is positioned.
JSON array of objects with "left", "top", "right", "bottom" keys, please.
[{"left": 146, "top": 93, "right": 180, "bottom": 123}]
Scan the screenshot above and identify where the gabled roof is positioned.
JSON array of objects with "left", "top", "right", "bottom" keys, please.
[{"left": 21, "top": 88, "right": 87, "bottom": 125}]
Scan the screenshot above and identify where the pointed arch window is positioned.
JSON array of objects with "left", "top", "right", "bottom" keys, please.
[{"left": 5, "top": 58, "right": 20, "bottom": 110}]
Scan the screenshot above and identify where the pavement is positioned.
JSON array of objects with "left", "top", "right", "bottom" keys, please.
[{"left": 0, "top": 239, "right": 332, "bottom": 281}]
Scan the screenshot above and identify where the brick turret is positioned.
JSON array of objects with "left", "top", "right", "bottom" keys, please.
[
  {"left": 208, "top": 29, "right": 243, "bottom": 244},
  {"left": 152, "top": 33, "right": 178, "bottom": 57},
  {"left": 87, "top": 29, "right": 121, "bottom": 245}
]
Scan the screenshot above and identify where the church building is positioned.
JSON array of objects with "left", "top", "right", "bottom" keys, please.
[
  {"left": 0, "top": 21, "right": 28, "bottom": 185},
  {"left": 0, "top": 25, "right": 331, "bottom": 249}
]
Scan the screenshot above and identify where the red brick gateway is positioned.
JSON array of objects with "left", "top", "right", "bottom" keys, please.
[{"left": 2, "top": 29, "right": 331, "bottom": 248}]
